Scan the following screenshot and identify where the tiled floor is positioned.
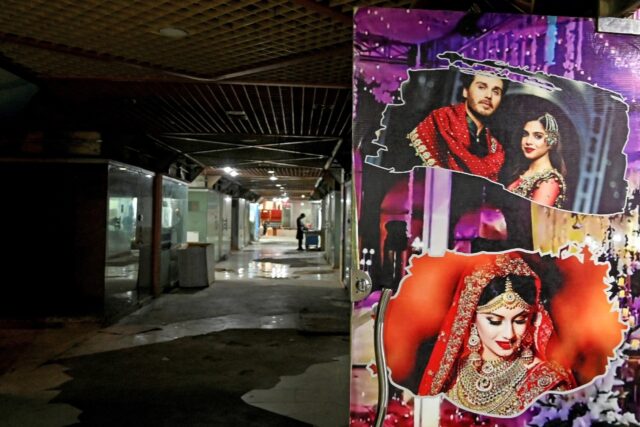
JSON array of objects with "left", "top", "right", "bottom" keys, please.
[{"left": 0, "top": 236, "right": 350, "bottom": 426}]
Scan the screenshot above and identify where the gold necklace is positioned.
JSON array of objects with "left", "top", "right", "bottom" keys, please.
[{"left": 447, "top": 357, "right": 527, "bottom": 415}]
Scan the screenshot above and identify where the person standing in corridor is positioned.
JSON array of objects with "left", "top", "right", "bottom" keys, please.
[{"left": 296, "top": 213, "right": 306, "bottom": 251}]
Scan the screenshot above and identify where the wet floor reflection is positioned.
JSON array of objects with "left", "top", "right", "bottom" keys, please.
[
  {"left": 248, "top": 261, "right": 290, "bottom": 278},
  {"left": 105, "top": 264, "right": 138, "bottom": 279}
]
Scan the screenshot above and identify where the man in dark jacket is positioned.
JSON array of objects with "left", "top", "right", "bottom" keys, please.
[{"left": 296, "top": 213, "right": 306, "bottom": 251}]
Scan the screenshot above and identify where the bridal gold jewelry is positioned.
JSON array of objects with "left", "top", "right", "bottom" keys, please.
[
  {"left": 448, "top": 356, "right": 527, "bottom": 415},
  {"left": 477, "top": 277, "right": 531, "bottom": 313},
  {"left": 540, "top": 112, "right": 560, "bottom": 146},
  {"left": 467, "top": 324, "right": 482, "bottom": 368},
  {"left": 520, "top": 330, "right": 534, "bottom": 364},
  {"left": 521, "top": 346, "right": 534, "bottom": 364}
]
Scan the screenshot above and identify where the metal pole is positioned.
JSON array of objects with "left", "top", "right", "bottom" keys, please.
[{"left": 373, "top": 288, "right": 393, "bottom": 427}]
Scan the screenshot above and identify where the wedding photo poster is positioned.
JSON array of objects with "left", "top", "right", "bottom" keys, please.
[{"left": 352, "top": 7, "right": 640, "bottom": 427}]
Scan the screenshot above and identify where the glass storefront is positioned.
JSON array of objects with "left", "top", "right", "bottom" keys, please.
[
  {"left": 105, "top": 163, "right": 153, "bottom": 317},
  {"left": 161, "top": 177, "right": 188, "bottom": 290}
]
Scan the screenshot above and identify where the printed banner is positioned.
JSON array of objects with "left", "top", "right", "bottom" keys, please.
[{"left": 352, "top": 7, "right": 640, "bottom": 427}]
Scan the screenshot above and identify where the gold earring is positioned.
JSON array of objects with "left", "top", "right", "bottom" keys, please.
[
  {"left": 520, "top": 331, "right": 534, "bottom": 364},
  {"left": 468, "top": 324, "right": 482, "bottom": 368}
]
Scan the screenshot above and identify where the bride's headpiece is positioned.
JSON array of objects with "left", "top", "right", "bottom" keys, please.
[
  {"left": 539, "top": 112, "right": 560, "bottom": 147},
  {"left": 476, "top": 277, "right": 532, "bottom": 313}
]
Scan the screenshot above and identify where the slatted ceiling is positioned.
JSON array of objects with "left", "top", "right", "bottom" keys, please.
[
  {"left": 0, "top": 0, "right": 376, "bottom": 197},
  {"left": 160, "top": 137, "right": 335, "bottom": 158},
  {"left": 195, "top": 151, "right": 328, "bottom": 167},
  {"left": 44, "top": 80, "right": 351, "bottom": 140},
  {"left": 240, "top": 167, "right": 323, "bottom": 178}
]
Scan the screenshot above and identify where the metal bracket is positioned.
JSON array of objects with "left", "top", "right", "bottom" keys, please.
[
  {"left": 349, "top": 178, "right": 374, "bottom": 302},
  {"left": 351, "top": 269, "right": 373, "bottom": 301}
]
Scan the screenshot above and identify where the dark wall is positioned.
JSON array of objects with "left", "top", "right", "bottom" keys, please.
[{"left": 0, "top": 161, "right": 108, "bottom": 316}]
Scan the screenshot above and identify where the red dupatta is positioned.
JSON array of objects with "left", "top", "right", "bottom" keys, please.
[
  {"left": 408, "top": 103, "right": 504, "bottom": 182},
  {"left": 417, "top": 253, "right": 553, "bottom": 395}
]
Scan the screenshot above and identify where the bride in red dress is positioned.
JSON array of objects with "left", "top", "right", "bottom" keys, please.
[
  {"left": 383, "top": 251, "right": 626, "bottom": 419},
  {"left": 416, "top": 254, "right": 574, "bottom": 416},
  {"left": 506, "top": 113, "right": 567, "bottom": 209}
]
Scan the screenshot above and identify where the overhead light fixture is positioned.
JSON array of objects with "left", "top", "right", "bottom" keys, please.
[
  {"left": 223, "top": 166, "right": 233, "bottom": 173},
  {"left": 269, "top": 176, "right": 278, "bottom": 181},
  {"left": 268, "top": 170, "right": 275, "bottom": 174},
  {"left": 158, "top": 27, "right": 189, "bottom": 39},
  {"left": 301, "top": 195, "right": 305, "bottom": 198},
  {"left": 226, "top": 110, "right": 249, "bottom": 120},
  {"left": 229, "top": 170, "right": 239, "bottom": 177}
]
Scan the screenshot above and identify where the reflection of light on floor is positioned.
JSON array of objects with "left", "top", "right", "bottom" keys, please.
[
  {"left": 105, "top": 265, "right": 138, "bottom": 279},
  {"left": 111, "top": 291, "right": 135, "bottom": 305},
  {"left": 245, "top": 261, "right": 290, "bottom": 279},
  {"left": 261, "top": 315, "right": 289, "bottom": 329},
  {"left": 270, "top": 263, "right": 288, "bottom": 278}
]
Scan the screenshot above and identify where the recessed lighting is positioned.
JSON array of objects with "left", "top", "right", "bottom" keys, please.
[
  {"left": 268, "top": 170, "right": 275, "bottom": 174},
  {"left": 158, "top": 27, "right": 188, "bottom": 39},
  {"left": 269, "top": 176, "right": 278, "bottom": 181},
  {"left": 223, "top": 166, "right": 233, "bottom": 173},
  {"left": 229, "top": 170, "right": 239, "bottom": 177},
  {"left": 301, "top": 195, "right": 305, "bottom": 198}
]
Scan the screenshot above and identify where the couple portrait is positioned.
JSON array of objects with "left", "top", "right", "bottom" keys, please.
[
  {"left": 408, "top": 72, "right": 565, "bottom": 209},
  {"left": 365, "top": 66, "right": 628, "bottom": 214}
]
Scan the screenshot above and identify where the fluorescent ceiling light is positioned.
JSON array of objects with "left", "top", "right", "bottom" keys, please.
[
  {"left": 269, "top": 176, "right": 278, "bottom": 181},
  {"left": 158, "top": 27, "right": 188, "bottom": 39}
]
